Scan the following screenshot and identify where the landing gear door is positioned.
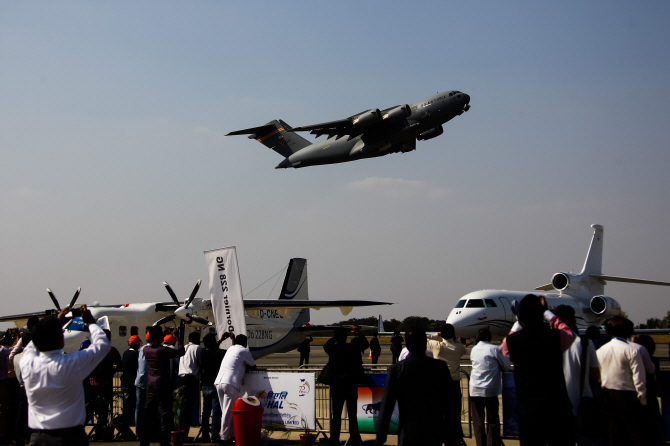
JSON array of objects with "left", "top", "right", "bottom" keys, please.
[{"left": 498, "top": 297, "right": 513, "bottom": 336}]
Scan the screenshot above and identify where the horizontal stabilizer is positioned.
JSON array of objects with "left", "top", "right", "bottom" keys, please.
[
  {"left": 226, "top": 124, "right": 277, "bottom": 138},
  {"left": 589, "top": 274, "right": 670, "bottom": 287},
  {"left": 535, "top": 283, "right": 554, "bottom": 291}
]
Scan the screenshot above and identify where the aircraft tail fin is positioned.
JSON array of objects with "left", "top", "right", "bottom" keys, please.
[
  {"left": 227, "top": 120, "right": 311, "bottom": 158},
  {"left": 279, "top": 258, "right": 310, "bottom": 327},
  {"left": 580, "top": 224, "right": 604, "bottom": 276}
]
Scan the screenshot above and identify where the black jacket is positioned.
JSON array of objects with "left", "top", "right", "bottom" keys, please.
[
  {"left": 323, "top": 337, "right": 364, "bottom": 386},
  {"left": 377, "top": 353, "right": 455, "bottom": 446}
]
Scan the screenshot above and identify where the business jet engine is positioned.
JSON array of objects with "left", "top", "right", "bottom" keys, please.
[{"left": 590, "top": 295, "right": 621, "bottom": 318}]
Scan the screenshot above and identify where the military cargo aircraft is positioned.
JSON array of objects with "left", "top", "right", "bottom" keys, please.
[
  {"left": 0, "top": 258, "right": 391, "bottom": 358},
  {"left": 226, "top": 91, "right": 471, "bottom": 168}
]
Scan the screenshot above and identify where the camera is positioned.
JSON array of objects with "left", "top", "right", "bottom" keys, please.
[{"left": 71, "top": 308, "right": 81, "bottom": 317}]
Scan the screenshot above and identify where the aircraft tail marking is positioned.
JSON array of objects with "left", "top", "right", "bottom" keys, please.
[{"left": 227, "top": 120, "right": 311, "bottom": 158}]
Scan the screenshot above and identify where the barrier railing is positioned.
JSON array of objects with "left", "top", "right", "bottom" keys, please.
[{"left": 108, "top": 363, "right": 475, "bottom": 440}]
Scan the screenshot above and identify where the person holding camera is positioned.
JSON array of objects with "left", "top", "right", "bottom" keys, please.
[{"left": 20, "top": 305, "right": 110, "bottom": 446}]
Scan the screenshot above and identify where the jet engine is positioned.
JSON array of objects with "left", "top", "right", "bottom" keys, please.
[
  {"left": 590, "top": 295, "right": 621, "bottom": 318},
  {"left": 551, "top": 273, "right": 570, "bottom": 291},
  {"left": 382, "top": 104, "right": 412, "bottom": 122},
  {"left": 352, "top": 109, "right": 383, "bottom": 128},
  {"left": 417, "top": 125, "right": 443, "bottom": 141}
]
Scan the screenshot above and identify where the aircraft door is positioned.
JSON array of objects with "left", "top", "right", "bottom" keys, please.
[{"left": 498, "top": 297, "right": 514, "bottom": 336}]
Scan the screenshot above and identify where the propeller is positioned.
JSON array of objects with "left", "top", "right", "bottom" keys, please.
[
  {"left": 153, "top": 314, "right": 177, "bottom": 326},
  {"left": 184, "top": 280, "right": 201, "bottom": 309},
  {"left": 46, "top": 287, "right": 82, "bottom": 313},
  {"left": 46, "top": 288, "right": 61, "bottom": 312},
  {"left": 157, "top": 280, "right": 212, "bottom": 328}
]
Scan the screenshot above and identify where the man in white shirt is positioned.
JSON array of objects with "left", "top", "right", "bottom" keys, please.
[
  {"left": 427, "top": 324, "right": 466, "bottom": 443},
  {"left": 21, "top": 305, "right": 110, "bottom": 446},
  {"left": 177, "top": 332, "right": 202, "bottom": 433},
  {"left": 214, "top": 333, "right": 256, "bottom": 445},
  {"left": 469, "top": 327, "right": 511, "bottom": 446},
  {"left": 596, "top": 315, "right": 649, "bottom": 446}
]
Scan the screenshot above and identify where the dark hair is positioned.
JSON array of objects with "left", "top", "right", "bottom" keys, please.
[
  {"left": 202, "top": 333, "right": 217, "bottom": 349},
  {"left": 235, "top": 334, "right": 248, "bottom": 348},
  {"left": 517, "top": 294, "right": 544, "bottom": 326},
  {"left": 553, "top": 305, "right": 576, "bottom": 328},
  {"left": 635, "top": 334, "right": 656, "bottom": 356},
  {"left": 32, "top": 316, "right": 63, "bottom": 352},
  {"left": 393, "top": 330, "right": 400, "bottom": 336},
  {"left": 585, "top": 326, "right": 601, "bottom": 341},
  {"left": 606, "top": 316, "right": 630, "bottom": 338},
  {"left": 623, "top": 318, "right": 635, "bottom": 338},
  {"left": 103, "top": 329, "right": 112, "bottom": 342},
  {"left": 441, "top": 324, "right": 455, "bottom": 339},
  {"left": 405, "top": 327, "right": 427, "bottom": 354},
  {"left": 477, "top": 327, "right": 492, "bottom": 343},
  {"left": 333, "top": 327, "right": 347, "bottom": 342},
  {"left": 27, "top": 316, "right": 40, "bottom": 332},
  {"left": 149, "top": 326, "right": 164, "bottom": 344},
  {"left": 188, "top": 332, "right": 201, "bottom": 344}
]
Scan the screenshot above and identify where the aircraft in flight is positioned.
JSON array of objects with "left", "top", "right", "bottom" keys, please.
[
  {"left": 0, "top": 258, "right": 391, "bottom": 358},
  {"left": 445, "top": 225, "right": 670, "bottom": 340},
  {"left": 226, "top": 90, "right": 471, "bottom": 168}
]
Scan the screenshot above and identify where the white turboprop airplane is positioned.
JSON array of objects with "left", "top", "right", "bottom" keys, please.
[
  {"left": 445, "top": 225, "right": 670, "bottom": 340},
  {"left": 0, "top": 258, "right": 391, "bottom": 358}
]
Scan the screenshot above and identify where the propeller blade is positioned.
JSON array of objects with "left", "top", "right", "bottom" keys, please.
[
  {"left": 163, "top": 282, "right": 180, "bottom": 305},
  {"left": 184, "top": 280, "right": 202, "bottom": 309},
  {"left": 153, "top": 314, "right": 177, "bottom": 326},
  {"left": 68, "top": 288, "right": 82, "bottom": 308},
  {"left": 187, "top": 315, "right": 212, "bottom": 326},
  {"left": 46, "top": 288, "right": 61, "bottom": 312}
]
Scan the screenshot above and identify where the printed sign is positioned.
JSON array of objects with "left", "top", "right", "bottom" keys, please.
[
  {"left": 204, "top": 246, "right": 246, "bottom": 349},
  {"left": 240, "top": 372, "right": 316, "bottom": 430},
  {"left": 357, "top": 374, "right": 398, "bottom": 434}
]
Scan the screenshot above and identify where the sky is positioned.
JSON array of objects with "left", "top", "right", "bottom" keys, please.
[{"left": 1, "top": 2, "right": 670, "bottom": 327}]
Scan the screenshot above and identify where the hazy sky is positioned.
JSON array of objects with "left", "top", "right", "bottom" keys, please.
[{"left": 2, "top": 2, "right": 669, "bottom": 327}]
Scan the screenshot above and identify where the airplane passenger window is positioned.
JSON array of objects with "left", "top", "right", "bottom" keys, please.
[
  {"left": 466, "top": 299, "right": 485, "bottom": 308},
  {"left": 449, "top": 93, "right": 453, "bottom": 97},
  {"left": 119, "top": 326, "right": 127, "bottom": 337},
  {"left": 455, "top": 300, "right": 466, "bottom": 308},
  {"left": 485, "top": 299, "right": 497, "bottom": 307},
  {"left": 131, "top": 326, "right": 138, "bottom": 336}
]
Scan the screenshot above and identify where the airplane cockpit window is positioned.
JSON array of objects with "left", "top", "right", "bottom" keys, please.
[
  {"left": 449, "top": 93, "right": 453, "bottom": 97},
  {"left": 455, "top": 300, "right": 467, "bottom": 308},
  {"left": 466, "top": 299, "right": 485, "bottom": 308},
  {"left": 485, "top": 299, "right": 497, "bottom": 307},
  {"left": 119, "top": 326, "right": 127, "bottom": 337}
]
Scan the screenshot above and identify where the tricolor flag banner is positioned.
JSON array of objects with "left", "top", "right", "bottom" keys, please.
[{"left": 205, "top": 246, "right": 246, "bottom": 349}]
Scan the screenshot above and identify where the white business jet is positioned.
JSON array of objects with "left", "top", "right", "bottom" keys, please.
[
  {"left": 0, "top": 258, "right": 391, "bottom": 358},
  {"left": 445, "top": 225, "right": 670, "bottom": 340}
]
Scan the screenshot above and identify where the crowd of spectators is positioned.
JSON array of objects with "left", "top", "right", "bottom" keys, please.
[{"left": 1, "top": 294, "right": 667, "bottom": 446}]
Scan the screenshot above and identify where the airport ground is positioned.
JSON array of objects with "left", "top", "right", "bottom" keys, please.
[{"left": 90, "top": 336, "right": 670, "bottom": 445}]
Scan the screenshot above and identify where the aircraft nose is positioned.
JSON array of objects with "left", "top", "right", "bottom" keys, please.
[{"left": 463, "top": 93, "right": 470, "bottom": 104}]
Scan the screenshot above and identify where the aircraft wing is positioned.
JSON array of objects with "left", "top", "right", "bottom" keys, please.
[
  {"left": 0, "top": 310, "right": 54, "bottom": 328},
  {"left": 243, "top": 299, "right": 391, "bottom": 317},
  {"left": 292, "top": 106, "right": 400, "bottom": 140}
]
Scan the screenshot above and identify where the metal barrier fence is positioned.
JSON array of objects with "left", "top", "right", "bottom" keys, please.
[{"left": 108, "top": 363, "right": 476, "bottom": 440}]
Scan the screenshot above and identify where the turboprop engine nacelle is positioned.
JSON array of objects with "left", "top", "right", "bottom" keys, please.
[
  {"left": 352, "top": 109, "right": 382, "bottom": 128},
  {"left": 590, "top": 295, "right": 621, "bottom": 318},
  {"left": 382, "top": 104, "right": 412, "bottom": 122},
  {"left": 417, "top": 125, "right": 444, "bottom": 141}
]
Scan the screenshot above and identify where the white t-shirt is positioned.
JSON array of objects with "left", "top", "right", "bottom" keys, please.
[
  {"left": 398, "top": 348, "right": 433, "bottom": 361},
  {"left": 563, "top": 336, "right": 599, "bottom": 416},
  {"left": 214, "top": 344, "right": 256, "bottom": 390}
]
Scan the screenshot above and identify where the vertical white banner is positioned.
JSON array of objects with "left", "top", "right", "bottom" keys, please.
[{"left": 204, "top": 246, "right": 247, "bottom": 349}]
